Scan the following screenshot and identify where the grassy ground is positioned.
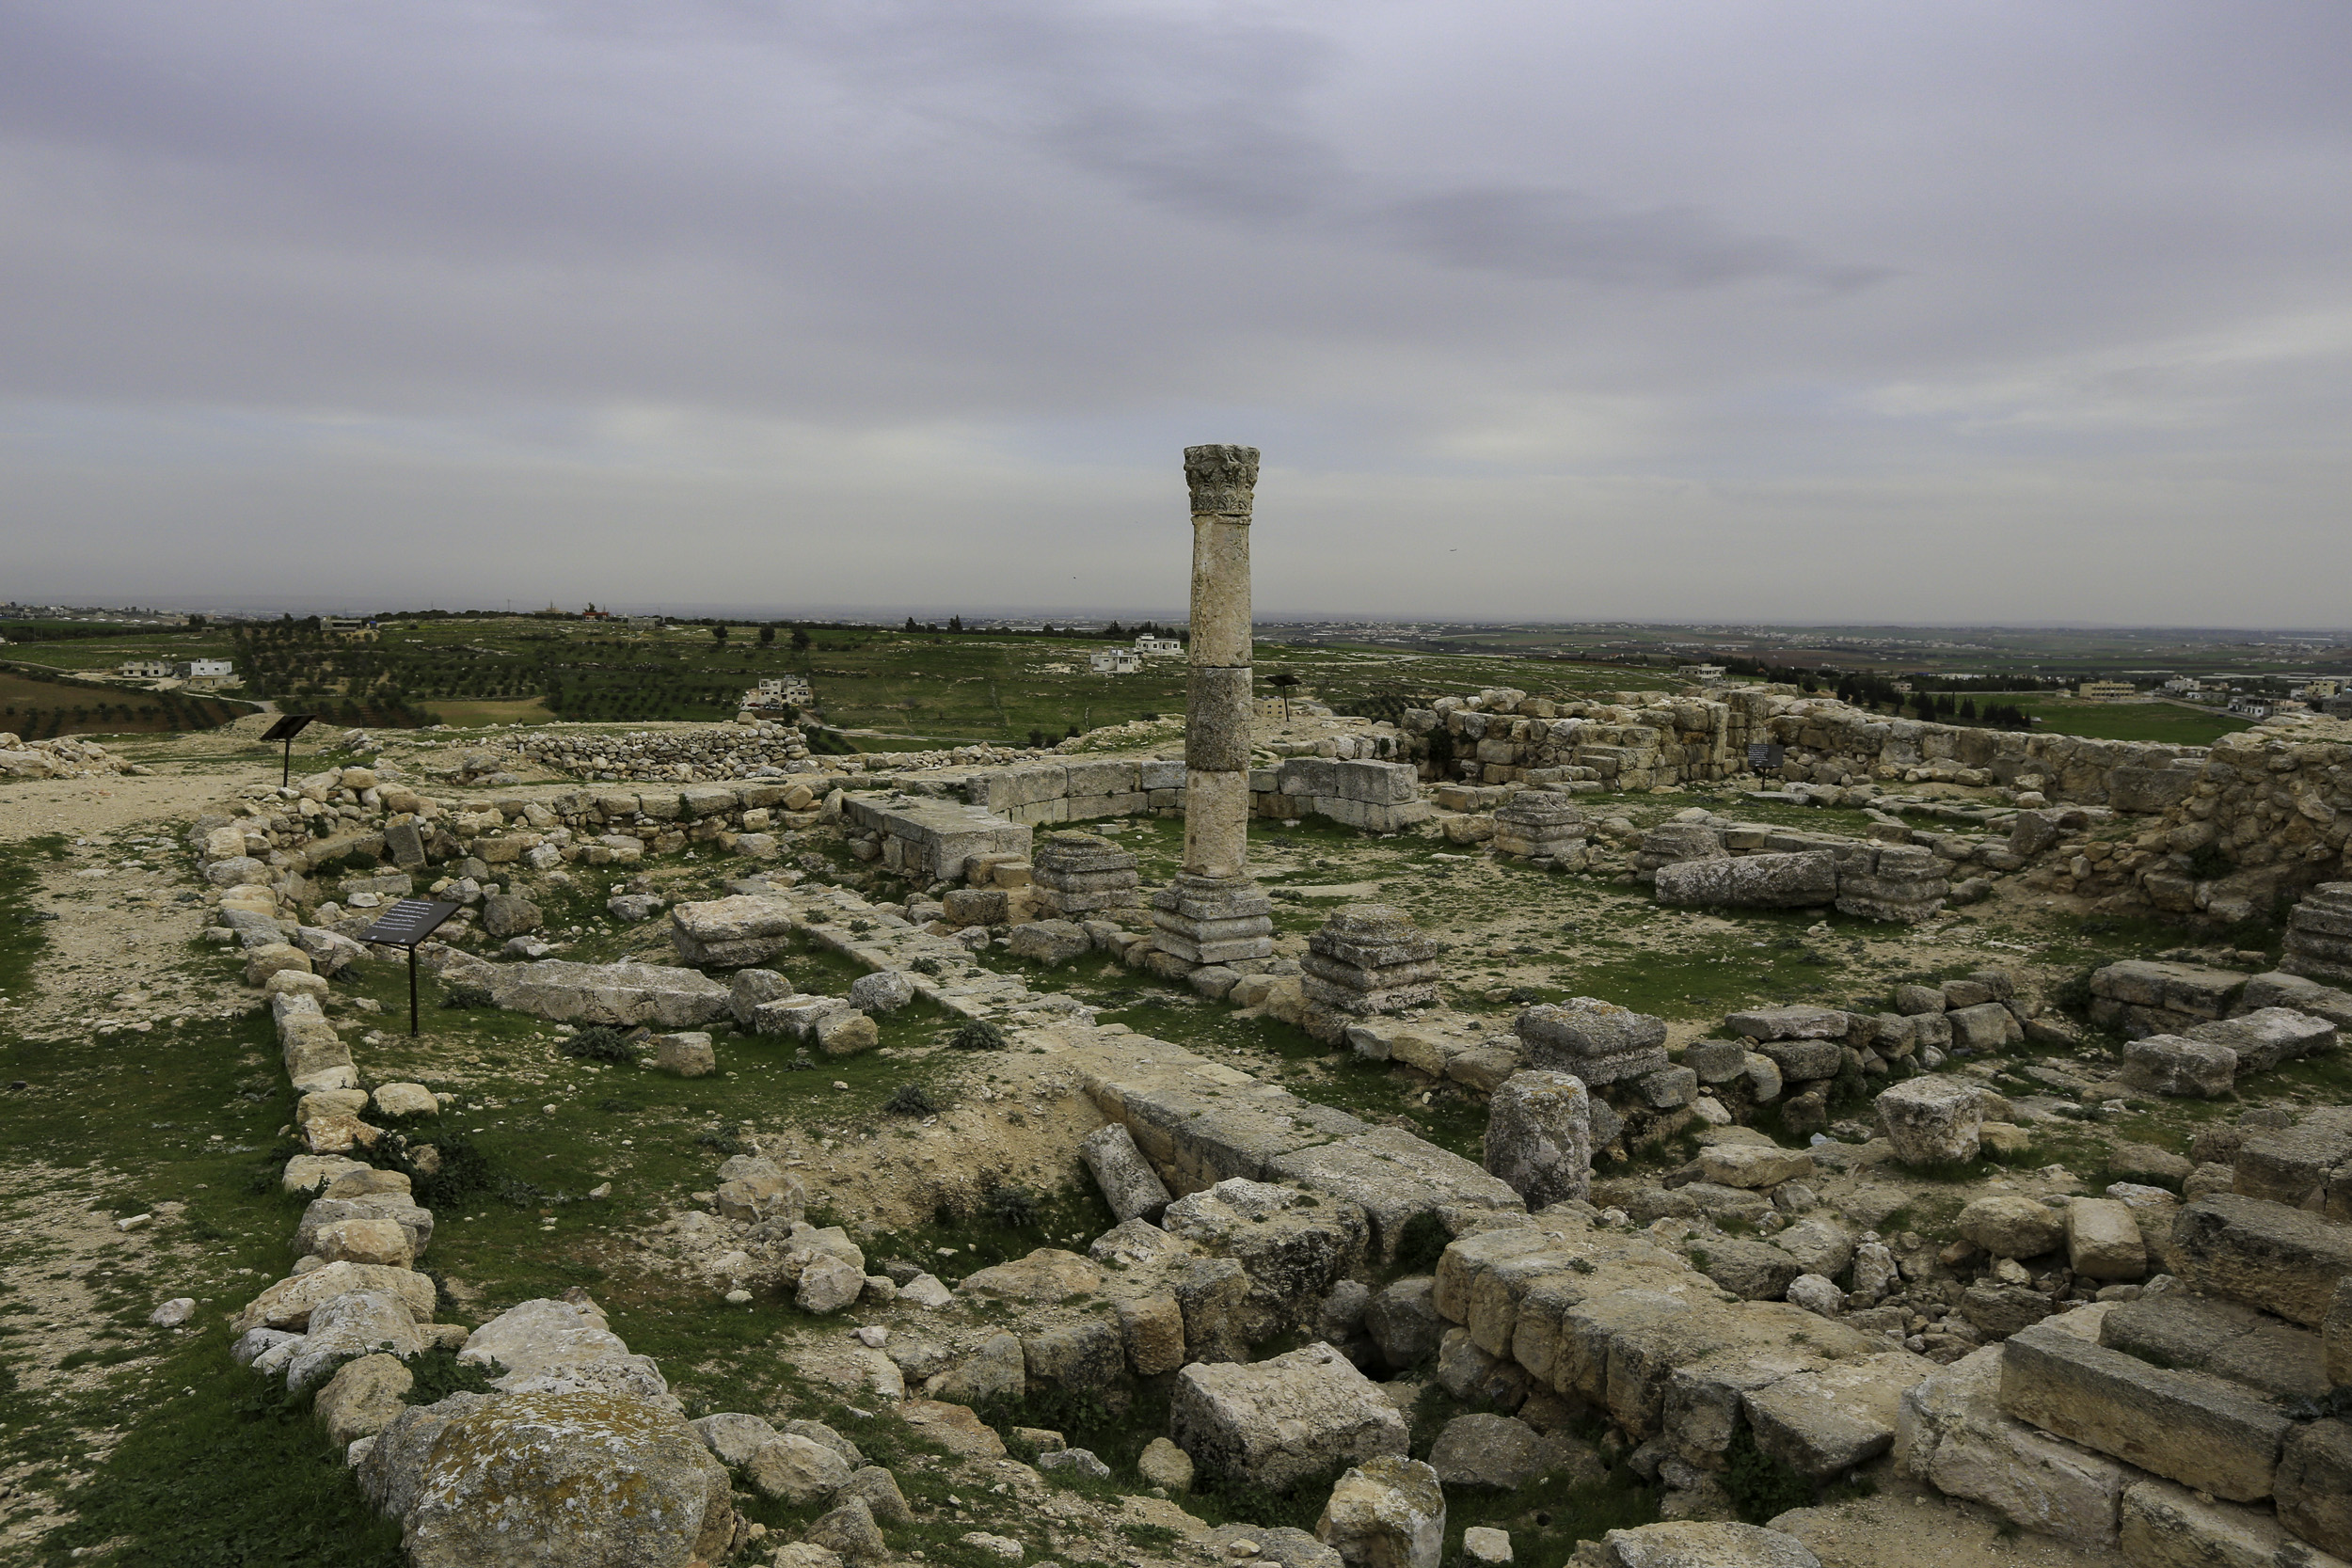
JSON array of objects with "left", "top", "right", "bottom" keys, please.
[{"left": 2009, "top": 697, "right": 2250, "bottom": 747}]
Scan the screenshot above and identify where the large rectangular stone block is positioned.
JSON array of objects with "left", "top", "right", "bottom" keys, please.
[
  {"left": 2171, "top": 1192, "right": 2352, "bottom": 1327},
  {"left": 1996, "top": 1322, "right": 2289, "bottom": 1501}
]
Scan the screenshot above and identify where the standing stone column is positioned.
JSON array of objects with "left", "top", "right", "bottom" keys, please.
[{"left": 1151, "top": 445, "right": 1274, "bottom": 969}]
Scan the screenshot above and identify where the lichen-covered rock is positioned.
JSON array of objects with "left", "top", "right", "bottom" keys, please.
[
  {"left": 1171, "top": 1341, "right": 1408, "bottom": 1490},
  {"left": 358, "top": 1389, "right": 735, "bottom": 1568},
  {"left": 315, "top": 1352, "right": 416, "bottom": 1447},
  {"left": 1315, "top": 1454, "right": 1445, "bottom": 1568},
  {"left": 1483, "top": 1070, "right": 1593, "bottom": 1208},
  {"left": 1874, "top": 1075, "right": 1983, "bottom": 1165},
  {"left": 459, "top": 1296, "right": 676, "bottom": 1412},
  {"left": 1161, "top": 1179, "right": 1369, "bottom": 1340},
  {"left": 232, "top": 1262, "right": 437, "bottom": 1336}
]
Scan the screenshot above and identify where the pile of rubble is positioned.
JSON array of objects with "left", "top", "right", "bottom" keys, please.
[{"left": 0, "top": 732, "right": 142, "bottom": 779}]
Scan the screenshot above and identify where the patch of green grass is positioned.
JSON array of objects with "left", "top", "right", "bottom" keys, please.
[{"left": 0, "top": 833, "right": 67, "bottom": 994}]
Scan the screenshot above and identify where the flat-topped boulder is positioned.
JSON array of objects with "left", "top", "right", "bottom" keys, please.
[
  {"left": 1515, "top": 998, "right": 1669, "bottom": 1085},
  {"left": 2089, "top": 960, "right": 2249, "bottom": 1037},
  {"left": 841, "top": 793, "right": 1028, "bottom": 882},
  {"left": 667, "top": 894, "right": 797, "bottom": 967},
  {"left": 455, "top": 957, "right": 731, "bottom": 1027},
  {"left": 358, "top": 1389, "right": 735, "bottom": 1568},
  {"left": 1170, "top": 1341, "right": 1407, "bottom": 1490},
  {"left": 2171, "top": 1192, "right": 2352, "bottom": 1327}
]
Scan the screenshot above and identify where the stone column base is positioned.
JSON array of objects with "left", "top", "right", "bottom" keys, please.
[{"left": 1149, "top": 873, "right": 1274, "bottom": 966}]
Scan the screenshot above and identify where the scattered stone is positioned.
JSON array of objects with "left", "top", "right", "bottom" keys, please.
[
  {"left": 1314, "top": 1454, "right": 1445, "bottom": 1568},
  {"left": 1171, "top": 1342, "right": 1409, "bottom": 1490}
]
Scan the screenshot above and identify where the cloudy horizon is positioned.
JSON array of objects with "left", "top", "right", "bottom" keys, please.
[{"left": 5, "top": 1, "right": 2348, "bottom": 626}]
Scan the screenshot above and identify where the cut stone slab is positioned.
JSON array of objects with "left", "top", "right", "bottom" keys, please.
[
  {"left": 1654, "top": 851, "right": 1837, "bottom": 911},
  {"left": 2276, "top": 1418, "right": 2352, "bottom": 1560},
  {"left": 1742, "top": 1350, "right": 1937, "bottom": 1479},
  {"left": 1896, "top": 1345, "right": 2126, "bottom": 1551},
  {"left": 2122, "top": 1035, "right": 2239, "bottom": 1099},
  {"left": 2098, "top": 1291, "right": 2331, "bottom": 1402},
  {"left": 1170, "top": 1341, "right": 1408, "bottom": 1491},
  {"left": 1425, "top": 1414, "right": 1552, "bottom": 1491},
  {"left": 2121, "top": 1475, "right": 2352, "bottom": 1568},
  {"left": 1515, "top": 999, "right": 1670, "bottom": 1085},
  {"left": 2185, "top": 1007, "right": 2339, "bottom": 1074},
  {"left": 1957, "top": 1195, "right": 2066, "bottom": 1259},
  {"left": 1995, "top": 1321, "right": 2290, "bottom": 1501},
  {"left": 460, "top": 956, "right": 731, "bottom": 1028},
  {"left": 1314, "top": 1454, "right": 1444, "bottom": 1568},
  {"left": 2172, "top": 1191, "right": 2352, "bottom": 1327},
  {"left": 1875, "top": 1075, "right": 1983, "bottom": 1165},
  {"left": 1726, "top": 1006, "right": 1851, "bottom": 1042},
  {"left": 459, "top": 1296, "right": 674, "bottom": 1410},
  {"left": 2065, "top": 1198, "right": 2149, "bottom": 1282},
  {"left": 1694, "top": 1144, "right": 1813, "bottom": 1191}
]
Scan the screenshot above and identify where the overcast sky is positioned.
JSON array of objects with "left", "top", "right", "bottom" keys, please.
[{"left": 4, "top": 1, "right": 2347, "bottom": 625}]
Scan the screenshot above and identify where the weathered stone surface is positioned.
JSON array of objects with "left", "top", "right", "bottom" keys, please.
[
  {"left": 1483, "top": 1071, "right": 1593, "bottom": 1209},
  {"left": 896, "top": 1398, "right": 1007, "bottom": 1459},
  {"left": 2122, "top": 1035, "right": 2240, "bottom": 1098},
  {"left": 654, "top": 1031, "right": 716, "bottom": 1077},
  {"left": 668, "top": 894, "right": 798, "bottom": 967},
  {"left": 1996, "top": 1321, "right": 2290, "bottom": 1501},
  {"left": 959, "top": 1247, "right": 1101, "bottom": 1304},
  {"left": 1515, "top": 999, "right": 1669, "bottom": 1085},
  {"left": 930, "top": 1330, "right": 1026, "bottom": 1405},
  {"left": 691, "top": 1411, "right": 781, "bottom": 1466},
  {"left": 2090, "top": 960, "right": 2249, "bottom": 1037},
  {"left": 1958, "top": 1195, "right": 2066, "bottom": 1259},
  {"left": 847, "top": 970, "right": 916, "bottom": 1013},
  {"left": 2327, "top": 1275, "right": 2352, "bottom": 1387},
  {"left": 2098, "top": 1291, "right": 2331, "bottom": 1402},
  {"left": 1695, "top": 1144, "right": 1813, "bottom": 1191},
  {"left": 1694, "top": 1239, "right": 1804, "bottom": 1303},
  {"left": 1303, "top": 905, "right": 1447, "bottom": 1015},
  {"left": 1897, "top": 1345, "right": 2126, "bottom": 1550},
  {"left": 1081, "top": 1122, "right": 1172, "bottom": 1224},
  {"left": 232, "top": 1262, "right": 436, "bottom": 1336},
  {"left": 1008, "top": 919, "right": 1091, "bottom": 967},
  {"left": 2172, "top": 1192, "right": 2352, "bottom": 1327},
  {"left": 2120, "top": 1476, "right": 2348, "bottom": 1568},
  {"left": 1139, "top": 1435, "right": 1195, "bottom": 1493},
  {"left": 1314, "top": 1454, "right": 1445, "bottom": 1568},
  {"left": 1727, "top": 1005, "right": 1850, "bottom": 1042},
  {"left": 2242, "top": 970, "right": 2352, "bottom": 1031},
  {"left": 797, "top": 1254, "right": 866, "bottom": 1314},
  {"left": 1171, "top": 1341, "right": 1408, "bottom": 1490},
  {"left": 2065, "top": 1198, "right": 2148, "bottom": 1282},
  {"left": 838, "top": 1465, "right": 912, "bottom": 1526},
  {"left": 2233, "top": 1119, "right": 2352, "bottom": 1208},
  {"left": 1875, "top": 1075, "right": 1983, "bottom": 1165},
  {"left": 805, "top": 1496, "right": 887, "bottom": 1563},
  {"left": 358, "top": 1389, "right": 734, "bottom": 1568},
  {"left": 1365, "top": 1276, "right": 1443, "bottom": 1371},
  {"left": 1959, "top": 1283, "right": 2059, "bottom": 1340},
  {"left": 714, "top": 1155, "right": 804, "bottom": 1225},
  {"left": 745, "top": 1433, "right": 852, "bottom": 1503},
  {"left": 1163, "top": 1179, "right": 1369, "bottom": 1341},
  {"left": 2276, "top": 1418, "right": 2352, "bottom": 1559},
  {"left": 1587, "top": 1522, "right": 1821, "bottom": 1568},
  {"left": 1744, "top": 1350, "right": 1937, "bottom": 1478},
  {"left": 316, "top": 1352, "right": 415, "bottom": 1447},
  {"left": 460, "top": 1296, "right": 674, "bottom": 1409},
  {"left": 1655, "top": 851, "right": 1837, "bottom": 910},
  {"left": 1425, "top": 1414, "right": 1556, "bottom": 1491},
  {"left": 2187, "top": 1007, "right": 2339, "bottom": 1075},
  {"left": 467, "top": 957, "right": 731, "bottom": 1027}
]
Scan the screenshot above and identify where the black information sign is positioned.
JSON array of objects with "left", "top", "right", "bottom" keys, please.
[
  {"left": 261, "top": 713, "right": 318, "bottom": 786},
  {"left": 1747, "top": 741, "right": 1786, "bottom": 772},
  {"left": 358, "top": 898, "right": 463, "bottom": 1036}
]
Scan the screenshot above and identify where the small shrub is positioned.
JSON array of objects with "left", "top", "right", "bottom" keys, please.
[
  {"left": 402, "top": 1133, "right": 495, "bottom": 1212},
  {"left": 884, "top": 1083, "right": 939, "bottom": 1117},
  {"left": 695, "top": 1130, "right": 746, "bottom": 1157},
  {"left": 439, "top": 980, "right": 493, "bottom": 1010},
  {"left": 950, "top": 1020, "right": 1008, "bottom": 1052},
  {"left": 1724, "top": 1423, "right": 1813, "bottom": 1523},
  {"left": 561, "top": 1026, "right": 636, "bottom": 1064},
  {"left": 2185, "top": 841, "right": 2232, "bottom": 881},
  {"left": 983, "top": 1182, "right": 1041, "bottom": 1228},
  {"left": 401, "top": 1345, "right": 505, "bottom": 1404}
]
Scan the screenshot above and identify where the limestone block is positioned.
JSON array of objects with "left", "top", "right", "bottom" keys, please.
[
  {"left": 1694, "top": 1144, "right": 1813, "bottom": 1191},
  {"left": 1483, "top": 1071, "right": 1593, "bottom": 1209},
  {"left": 2122, "top": 1035, "right": 2239, "bottom": 1098},
  {"left": 358, "top": 1389, "right": 734, "bottom": 1568},
  {"left": 1366, "top": 1277, "right": 1444, "bottom": 1371},
  {"left": 1022, "top": 1319, "right": 1124, "bottom": 1392},
  {"left": 667, "top": 894, "right": 796, "bottom": 967},
  {"left": 654, "top": 1031, "right": 716, "bottom": 1076},
  {"left": 232, "top": 1262, "right": 435, "bottom": 1336},
  {"left": 1958, "top": 1195, "right": 2066, "bottom": 1259},
  {"left": 744, "top": 1433, "right": 851, "bottom": 1504},
  {"left": 1743, "top": 1350, "right": 1937, "bottom": 1478},
  {"left": 2098, "top": 1292, "right": 2330, "bottom": 1403},
  {"left": 2185, "top": 1007, "right": 2339, "bottom": 1074},
  {"left": 2277, "top": 1418, "right": 2352, "bottom": 1558},
  {"left": 2065, "top": 1199, "right": 2148, "bottom": 1281},
  {"left": 2172, "top": 1192, "right": 2352, "bottom": 1327},
  {"left": 1117, "top": 1295, "right": 1185, "bottom": 1376},
  {"left": 1897, "top": 1346, "right": 2125, "bottom": 1550},
  {"left": 1875, "top": 1075, "right": 1983, "bottom": 1165},
  {"left": 286, "top": 1290, "right": 426, "bottom": 1391},
  {"left": 1949, "top": 1002, "right": 2023, "bottom": 1052},
  {"left": 1170, "top": 1342, "right": 1409, "bottom": 1490},
  {"left": 2121, "top": 1476, "right": 2352, "bottom": 1568},
  {"left": 1996, "top": 1322, "right": 2289, "bottom": 1501},
  {"left": 1696, "top": 1239, "right": 1804, "bottom": 1302},
  {"left": 1314, "top": 1455, "right": 1444, "bottom": 1568},
  {"left": 1725, "top": 1005, "right": 1851, "bottom": 1041},
  {"left": 930, "top": 1331, "right": 1025, "bottom": 1405},
  {"left": 1515, "top": 999, "right": 1669, "bottom": 1085},
  {"left": 1587, "top": 1522, "right": 1821, "bottom": 1568},
  {"left": 2240, "top": 970, "right": 2352, "bottom": 1031},
  {"left": 1162, "top": 1179, "right": 1370, "bottom": 1341}
]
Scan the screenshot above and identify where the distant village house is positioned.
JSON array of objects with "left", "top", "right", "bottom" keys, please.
[{"left": 1090, "top": 648, "right": 1141, "bottom": 674}]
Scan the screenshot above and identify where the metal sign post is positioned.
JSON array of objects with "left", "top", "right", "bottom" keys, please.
[
  {"left": 260, "top": 714, "right": 318, "bottom": 788},
  {"left": 357, "top": 898, "right": 463, "bottom": 1036}
]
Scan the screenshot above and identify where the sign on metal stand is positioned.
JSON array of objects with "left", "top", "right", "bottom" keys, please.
[
  {"left": 260, "top": 714, "right": 319, "bottom": 788},
  {"left": 357, "top": 898, "right": 463, "bottom": 1037},
  {"left": 1747, "top": 741, "right": 1786, "bottom": 773}
]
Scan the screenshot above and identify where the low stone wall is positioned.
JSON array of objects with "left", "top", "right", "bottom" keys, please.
[
  {"left": 1404, "top": 685, "right": 2212, "bottom": 806},
  {"left": 958, "top": 755, "right": 1429, "bottom": 834}
]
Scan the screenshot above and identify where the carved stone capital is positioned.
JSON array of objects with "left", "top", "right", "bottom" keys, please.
[{"left": 1184, "top": 444, "right": 1260, "bottom": 517}]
